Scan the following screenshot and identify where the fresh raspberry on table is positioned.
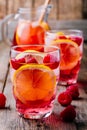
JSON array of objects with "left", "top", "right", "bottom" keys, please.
[
  {"left": 66, "top": 84, "right": 79, "bottom": 99},
  {"left": 58, "top": 92, "right": 72, "bottom": 106},
  {"left": 60, "top": 105, "right": 76, "bottom": 122},
  {"left": 0, "top": 93, "right": 6, "bottom": 108}
]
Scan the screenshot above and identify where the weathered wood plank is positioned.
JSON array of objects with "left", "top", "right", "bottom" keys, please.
[
  {"left": 0, "top": 42, "right": 87, "bottom": 130},
  {"left": 0, "top": 43, "right": 10, "bottom": 92},
  {"left": 2, "top": 74, "right": 87, "bottom": 130},
  {"left": 74, "top": 84, "right": 87, "bottom": 130},
  {"left": 0, "top": 0, "right": 6, "bottom": 19},
  {"left": 78, "top": 44, "right": 87, "bottom": 82},
  {"left": 0, "top": 0, "right": 83, "bottom": 20},
  {"left": 2, "top": 73, "right": 77, "bottom": 130},
  {"left": 58, "top": 0, "right": 83, "bottom": 19},
  {"left": 6, "top": 0, "right": 32, "bottom": 14}
]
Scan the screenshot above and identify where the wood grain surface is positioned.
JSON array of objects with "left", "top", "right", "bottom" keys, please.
[
  {"left": 0, "top": 0, "right": 83, "bottom": 20},
  {"left": 0, "top": 41, "right": 87, "bottom": 130}
]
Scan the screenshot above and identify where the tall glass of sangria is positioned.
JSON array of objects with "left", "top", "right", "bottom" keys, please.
[
  {"left": 45, "top": 30, "right": 83, "bottom": 85},
  {"left": 10, "top": 44, "right": 60, "bottom": 119}
]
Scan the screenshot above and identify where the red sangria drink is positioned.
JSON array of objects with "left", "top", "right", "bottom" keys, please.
[
  {"left": 45, "top": 30, "right": 83, "bottom": 85},
  {"left": 10, "top": 45, "right": 60, "bottom": 119}
]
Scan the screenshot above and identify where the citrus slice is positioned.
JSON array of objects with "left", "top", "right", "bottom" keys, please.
[
  {"left": 51, "top": 39, "right": 80, "bottom": 70},
  {"left": 16, "top": 21, "right": 32, "bottom": 45},
  {"left": 16, "top": 50, "right": 44, "bottom": 64},
  {"left": 16, "top": 50, "right": 38, "bottom": 59},
  {"left": 16, "top": 21, "right": 45, "bottom": 45},
  {"left": 56, "top": 32, "right": 64, "bottom": 36},
  {"left": 56, "top": 32, "right": 67, "bottom": 39},
  {"left": 40, "top": 21, "right": 51, "bottom": 31},
  {"left": 13, "top": 64, "right": 56, "bottom": 104}
]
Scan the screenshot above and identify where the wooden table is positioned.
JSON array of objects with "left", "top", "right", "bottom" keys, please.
[{"left": 0, "top": 21, "right": 87, "bottom": 130}]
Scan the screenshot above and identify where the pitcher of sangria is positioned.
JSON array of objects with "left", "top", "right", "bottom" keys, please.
[{"left": 2, "top": 5, "right": 52, "bottom": 46}]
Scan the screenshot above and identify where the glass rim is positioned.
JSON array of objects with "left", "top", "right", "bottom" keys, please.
[
  {"left": 18, "top": 4, "right": 52, "bottom": 13},
  {"left": 11, "top": 44, "right": 60, "bottom": 53},
  {"left": 46, "top": 29, "right": 83, "bottom": 35}
]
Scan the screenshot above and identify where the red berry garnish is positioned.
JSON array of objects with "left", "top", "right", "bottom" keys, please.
[
  {"left": 25, "top": 55, "right": 38, "bottom": 64},
  {"left": 10, "top": 57, "right": 25, "bottom": 70},
  {"left": 66, "top": 84, "right": 79, "bottom": 99},
  {"left": 58, "top": 92, "right": 72, "bottom": 106},
  {"left": 58, "top": 35, "right": 67, "bottom": 39},
  {"left": 0, "top": 93, "right": 6, "bottom": 108},
  {"left": 27, "top": 57, "right": 37, "bottom": 63},
  {"left": 69, "top": 36, "right": 83, "bottom": 46},
  {"left": 60, "top": 105, "right": 76, "bottom": 122},
  {"left": 43, "top": 54, "right": 59, "bottom": 69}
]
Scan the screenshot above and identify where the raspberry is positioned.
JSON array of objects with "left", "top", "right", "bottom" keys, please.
[
  {"left": 0, "top": 93, "right": 6, "bottom": 108},
  {"left": 58, "top": 92, "right": 72, "bottom": 106},
  {"left": 10, "top": 58, "right": 25, "bottom": 70},
  {"left": 66, "top": 84, "right": 79, "bottom": 99},
  {"left": 43, "top": 54, "right": 59, "bottom": 69},
  {"left": 10, "top": 56, "right": 37, "bottom": 70},
  {"left": 58, "top": 35, "right": 67, "bottom": 39},
  {"left": 70, "top": 36, "right": 83, "bottom": 46},
  {"left": 60, "top": 105, "right": 76, "bottom": 122},
  {"left": 25, "top": 55, "right": 38, "bottom": 64}
]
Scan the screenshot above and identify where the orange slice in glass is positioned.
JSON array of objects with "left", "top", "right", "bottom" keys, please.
[
  {"left": 13, "top": 64, "right": 56, "bottom": 104},
  {"left": 51, "top": 39, "right": 80, "bottom": 70}
]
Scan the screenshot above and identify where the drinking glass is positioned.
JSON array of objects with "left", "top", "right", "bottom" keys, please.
[
  {"left": 45, "top": 29, "right": 83, "bottom": 85},
  {"left": 10, "top": 44, "right": 60, "bottom": 119}
]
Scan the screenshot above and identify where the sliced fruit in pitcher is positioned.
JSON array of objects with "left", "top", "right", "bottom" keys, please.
[
  {"left": 16, "top": 21, "right": 32, "bottom": 45},
  {"left": 13, "top": 64, "right": 56, "bottom": 104},
  {"left": 16, "top": 21, "right": 45, "bottom": 45},
  {"left": 40, "top": 21, "right": 51, "bottom": 31},
  {"left": 51, "top": 39, "right": 80, "bottom": 70}
]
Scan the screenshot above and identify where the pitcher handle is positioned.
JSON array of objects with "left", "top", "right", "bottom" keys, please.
[{"left": 1, "top": 14, "right": 14, "bottom": 46}]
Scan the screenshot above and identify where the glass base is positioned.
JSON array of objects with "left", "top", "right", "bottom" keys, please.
[
  {"left": 18, "top": 110, "right": 52, "bottom": 119},
  {"left": 15, "top": 95, "right": 55, "bottom": 119}
]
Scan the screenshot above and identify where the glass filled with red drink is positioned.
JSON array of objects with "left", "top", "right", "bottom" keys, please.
[
  {"left": 45, "top": 30, "right": 83, "bottom": 85},
  {"left": 10, "top": 44, "right": 60, "bottom": 119}
]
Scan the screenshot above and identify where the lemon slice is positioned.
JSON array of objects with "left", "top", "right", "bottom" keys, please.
[
  {"left": 13, "top": 64, "right": 56, "bottom": 104},
  {"left": 56, "top": 32, "right": 64, "bottom": 36},
  {"left": 51, "top": 39, "right": 78, "bottom": 47},
  {"left": 16, "top": 50, "right": 38, "bottom": 59},
  {"left": 40, "top": 21, "right": 51, "bottom": 31},
  {"left": 16, "top": 50, "right": 44, "bottom": 64},
  {"left": 51, "top": 39, "right": 80, "bottom": 70}
]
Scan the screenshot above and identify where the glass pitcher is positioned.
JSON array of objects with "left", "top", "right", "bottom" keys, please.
[{"left": 2, "top": 5, "right": 52, "bottom": 46}]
